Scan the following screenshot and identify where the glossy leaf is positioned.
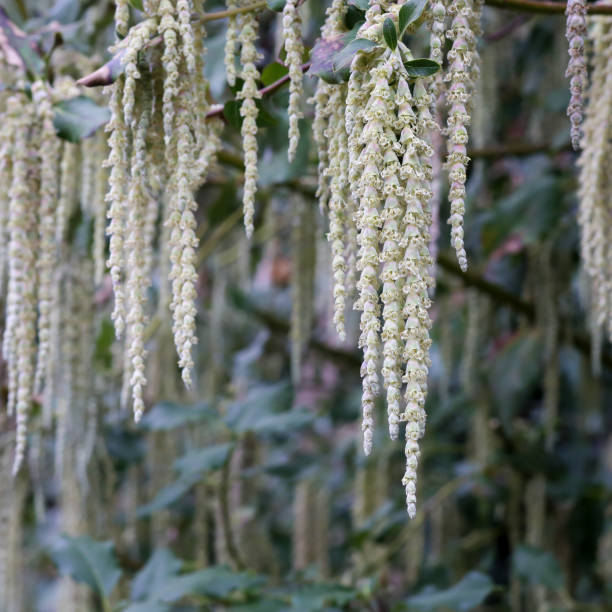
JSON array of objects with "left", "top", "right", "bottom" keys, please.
[
  {"left": 151, "top": 567, "right": 264, "bottom": 602},
  {"left": 131, "top": 548, "right": 184, "bottom": 601},
  {"left": 266, "top": 0, "right": 286, "bottom": 11},
  {"left": 261, "top": 61, "right": 289, "bottom": 86},
  {"left": 383, "top": 18, "right": 397, "bottom": 51},
  {"left": 140, "top": 401, "right": 218, "bottom": 431},
  {"left": 405, "top": 572, "right": 494, "bottom": 611},
  {"left": 513, "top": 545, "right": 565, "bottom": 589},
  {"left": 49, "top": 536, "right": 121, "bottom": 598},
  {"left": 403, "top": 58, "right": 441, "bottom": 78},
  {"left": 174, "top": 442, "right": 234, "bottom": 477},
  {"left": 53, "top": 96, "right": 111, "bottom": 143},
  {"left": 399, "top": 0, "right": 429, "bottom": 35}
]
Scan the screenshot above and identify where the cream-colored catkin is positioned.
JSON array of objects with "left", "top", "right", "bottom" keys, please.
[
  {"left": 565, "top": 0, "right": 587, "bottom": 150},
  {"left": 105, "top": 78, "right": 129, "bottom": 338},
  {"left": 310, "top": 0, "right": 346, "bottom": 213},
  {"left": 177, "top": 0, "right": 196, "bottom": 73},
  {"left": 92, "top": 133, "right": 108, "bottom": 285},
  {"left": 326, "top": 88, "right": 350, "bottom": 341},
  {"left": 159, "top": 0, "right": 180, "bottom": 151},
  {"left": 0, "top": 117, "right": 13, "bottom": 288},
  {"left": 122, "top": 18, "right": 158, "bottom": 127},
  {"left": 444, "top": 0, "right": 482, "bottom": 272},
  {"left": 577, "top": 20, "right": 612, "bottom": 343},
  {"left": 115, "top": 0, "right": 130, "bottom": 38},
  {"left": 125, "top": 99, "right": 151, "bottom": 420},
  {"left": 32, "top": 81, "right": 61, "bottom": 393},
  {"left": 168, "top": 92, "right": 199, "bottom": 387},
  {"left": 224, "top": 0, "right": 239, "bottom": 86},
  {"left": 282, "top": 0, "right": 304, "bottom": 161},
  {"left": 8, "top": 102, "right": 38, "bottom": 475},
  {"left": 290, "top": 198, "right": 316, "bottom": 385},
  {"left": 56, "top": 141, "right": 78, "bottom": 245},
  {"left": 237, "top": 12, "right": 262, "bottom": 238}
]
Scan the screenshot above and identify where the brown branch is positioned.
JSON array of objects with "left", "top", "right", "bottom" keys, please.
[
  {"left": 437, "top": 252, "right": 612, "bottom": 370},
  {"left": 205, "top": 63, "right": 312, "bottom": 120},
  {"left": 484, "top": 0, "right": 612, "bottom": 15},
  {"left": 78, "top": 2, "right": 269, "bottom": 87}
]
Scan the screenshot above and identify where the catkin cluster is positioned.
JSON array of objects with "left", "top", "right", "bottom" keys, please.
[
  {"left": 0, "top": 77, "right": 106, "bottom": 473},
  {"left": 313, "top": 0, "right": 441, "bottom": 517},
  {"left": 577, "top": 18, "right": 612, "bottom": 359},
  {"left": 105, "top": 0, "right": 221, "bottom": 409}
]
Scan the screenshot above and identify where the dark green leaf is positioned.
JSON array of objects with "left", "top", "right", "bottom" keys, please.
[
  {"left": 228, "top": 600, "right": 286, "bottom": 612},
  {"left": 288, "top": 584, "right": 358, "bottom": 611},
  {"left": 151, "top": 566, "right": 264, "bottom": 602},
  {"left": 329, "top": 37, "right": 378, "bottom": 83},
  {"left": 266, "top": 0, "right": 286, "bottom": 11},
  {"left": 131, "top": 549, "right": 183, "bottom": 601},
  {"left": 225, "top": 382, "right": 293, "bottom": 433},
  {"left": 49, "top": 536, "right": 121, "bottom": 598},
  {"left": 261, "top": 61, "right": 289, "bottom": 86},
  {"left": 383, "top": 18, "right": 397, "bottom": 51},
  {"left": 348, "top": 0, "right": 369, "bottom": 9},
  {"left": 140, "top": 443, "right": 234, "bottom": 516},
  {"left": 224, "top": 100, "right": 243, "bottom": 130},
  {"left": 174, "top": 442, "right": 234, "bottom": 478},
  {"left": 138, "top": 474, "right": 201, "bottom": 516},
  {"left": 129, "top": 0, "right": 145, "bottom": 10},
  {"left": 0, "top": 8, "right": 45, "bottom": 76},
  {"left": 140, "top": 401, "right": 217, "bottom": 431},
  {"left": 399, "top": 0, "right": 429, "bottom": 35},
  {"left": 344, "top": 5, "right": 365, "bottom": 30},
  {"left": 513, "top": 545, "right": 565, "bottom": 589},
  {"left": 123, "top": 604, "right": 171, "bottom": 612},
  {"left": 405, "top": 572, "right": 494, "bottom": 611},
  {"left": 403, "top": 58, "right": 440, "bottom": 78},
  {"left": 53, "top": 96, "right": 110, "bottom": 143}
]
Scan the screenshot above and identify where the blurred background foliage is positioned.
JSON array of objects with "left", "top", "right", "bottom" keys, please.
[{"left": 0, "top": 0, "right": 610, "bottom": 611}]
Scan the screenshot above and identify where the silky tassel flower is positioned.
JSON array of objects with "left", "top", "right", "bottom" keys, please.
[
  {"left": 224, "top": 0, "right": 239, "bottom": 86},
  {"left": 115, "top": 0, "right": 130, "bottom": 38},
  {"left": 237, "top": 13, "right": 262, "bottom": 238},
  {"left": 565, "top": 0, "right": 587, "bottom": 149},
  {"left": 31, "top": 81, "right": 61, "bottom": 393},
  {"left": 125, "top": 99, "right": 151, "bottom": 420},
  {"left": 168, "top": 94, "right": 199, "bottom": 387},
  {"left": 444, "top": 0, "right": 481, "bottom": 272},
  {"left": 8, "top": 101, "right": 38, "bottom": 475},
  {"left": 159, "top": 0, "right": 180, "bottom": 151},
  {"left": 326, "top": 89, "right": 349, "bottom": 340},
  {"left": 282, "top": 0, "right": 304, "bottom": 161},
  {"left": 105, "top": 79, "right": 130, "bottom": 338},
  {"left": 177, "top": 0, "right": 196, "bottom": 73},
  {"left": 122, "top": 18, "right": 158, "bottom": 127}
]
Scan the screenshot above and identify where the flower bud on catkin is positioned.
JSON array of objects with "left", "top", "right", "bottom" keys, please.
[
  {"left": 282, "top": 0, "right": 305, "bottom": 161},
  {"left": 565, "top": 0, "right": 587, "bottom": 150}
]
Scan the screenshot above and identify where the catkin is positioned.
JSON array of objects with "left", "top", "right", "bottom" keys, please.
[
  {"left": 444, "top": 0, "right": 482, "bottom": 272},
  {"left": 565, "top": 0, "right": 587, "bottom": 150},
  {"left": 282, "top": 0, "right": 304, "bottom": 161},
  {"left": 237, "top": 12, "right": 262, "bottom": 238},
  {"left": 105, "top": 79, "right": 129, "bottom": 338},
  {"left": 8, "top": 100, "right": 38, "bottom": 475},
  {"left": 125, "top": 99, "right": 151, "bottom": 419},
  {"left": 32, "top": 81, "right": 61, "bottom": 393},
  {"left": 224, "top": 0, "right": 239, "bottom": 87}
]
